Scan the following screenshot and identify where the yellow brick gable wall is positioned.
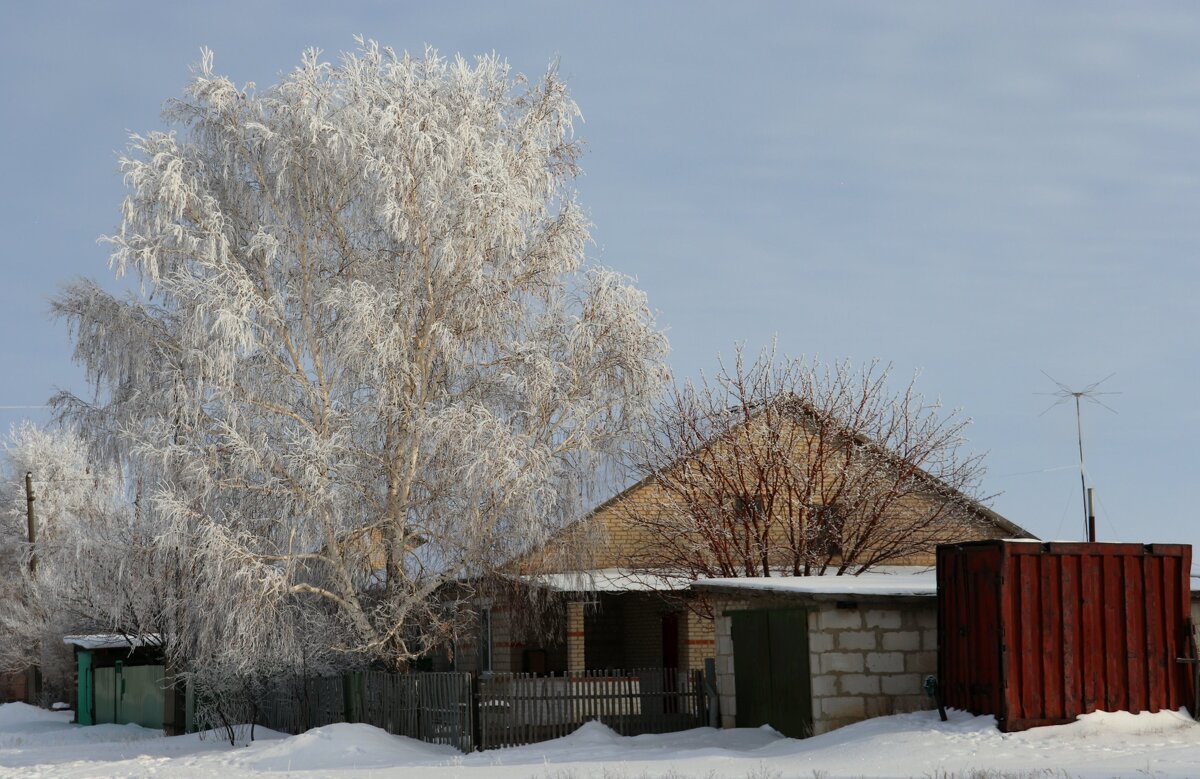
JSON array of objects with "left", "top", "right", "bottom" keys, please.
[
  {"left": 518, "top": 415, "right": 1020, "bottom": 577},
  {"left": 525, "top": 478, "right": 1012, "bottom": 576}
]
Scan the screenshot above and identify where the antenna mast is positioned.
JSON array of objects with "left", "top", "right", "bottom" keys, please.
[{"left": 1039, "top": 372, "right": 1118, "bottom": 541}]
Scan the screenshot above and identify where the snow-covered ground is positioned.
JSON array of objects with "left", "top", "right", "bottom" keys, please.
[{"left": 4, "top": 702, "right": 1200, "bottom": 778}]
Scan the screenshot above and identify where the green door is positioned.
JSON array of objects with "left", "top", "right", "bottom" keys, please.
[
  {"left": 76, "top": 652, "right": 94, "bottom": 726},
  {"left": 121, "top": 666, "right": 165, "bottom": 729},
  {"left": 731, "top": 610, "right": 773, "bottom": 727},
  {"left": 94, "top": 667, "right": 116, "bottom": 724},
  {"left": 730, "top": 608, "right": 812, "bottom": 738}
]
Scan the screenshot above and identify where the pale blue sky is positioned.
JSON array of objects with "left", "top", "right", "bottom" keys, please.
[{"left": 1, "top": 2, "right": 1197, "bottom": 547}]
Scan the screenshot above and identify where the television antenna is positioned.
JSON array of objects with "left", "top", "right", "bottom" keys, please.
[{"left": 1038, "top": 372, "right": 1118, "bottom": 541}]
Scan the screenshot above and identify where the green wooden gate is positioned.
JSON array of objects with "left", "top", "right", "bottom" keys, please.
[
  {"left": 91, "top": 662, "right": 165, "bottom": 729},
  {"left": 76, "top": 651, "right": 94, "bottom": 726},
  {"left": 94, "top": 666, "right": 116, "bottom": 725},
  {"left": 730, "top": 608, "right": 812, "bottom": 738}
]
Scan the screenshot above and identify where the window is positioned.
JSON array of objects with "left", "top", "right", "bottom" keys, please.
[
  {"left": 733, "top": 494, "right": 765, "bottom": 522},
  {"left": 809, "top": 502, "right": 844, "bottom": 556}
]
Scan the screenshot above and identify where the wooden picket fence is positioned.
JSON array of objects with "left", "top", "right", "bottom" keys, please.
[
  {"left": 256, "top": 675, "right": 347, "bottom": 733},
  {"left": 253, "top": 667, "right": 705, "bottom": 752},
  {"left": 478, "top": 668, "right": 704, "bottom": 750},
  {"left": 351, "top": 671, "right": 474, "bottom": 751},
  {"left": 256, "top": 672, "right": 474, "bottom": 751}
]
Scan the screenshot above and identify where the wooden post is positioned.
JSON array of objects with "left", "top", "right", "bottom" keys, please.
[
  {"left": 23, "top": 472, "right": 40, "bottom": 703},
  {"left": 470, "top": 672, "right": 483, "bottom": 751},
  {"left": 24, "top": 472, "right": 35, "bottom": 575},
  {"left": 703, "top": 657, "right": 719, "bottom": 728}
]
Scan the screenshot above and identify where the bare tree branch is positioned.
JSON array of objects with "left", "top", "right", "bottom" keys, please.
[{"left": 620, "top": 345, "right": 995, "bottom": 607}]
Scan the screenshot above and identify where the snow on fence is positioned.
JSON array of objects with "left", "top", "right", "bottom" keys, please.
[{"left": 252, "top": 668, "right": 705, "bottom": 752}]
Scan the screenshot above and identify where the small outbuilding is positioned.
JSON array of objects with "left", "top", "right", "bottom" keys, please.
[
  {"left": 938, "top": 540, "right": 1194, "bottom": 732},
  {"left": 693, "top": 568, "right": 938, "bottom": 737},
  {"left": 64, "top": 634, "right": 179, "bottom": 731}
]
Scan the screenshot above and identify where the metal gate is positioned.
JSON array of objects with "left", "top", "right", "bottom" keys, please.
[{"left": 730, "top": 608, "right": 812, "bottom": 738}]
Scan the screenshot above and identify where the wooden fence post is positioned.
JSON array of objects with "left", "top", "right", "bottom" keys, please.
[
  {"left": 342, "top": 672, "right": 358, "bottom": 724},
  {"left": 703, "top": 658, "right": 719, "bottom": 728},
  {"left": 470, "top": 672, "right": 483, "bottom": 751}
]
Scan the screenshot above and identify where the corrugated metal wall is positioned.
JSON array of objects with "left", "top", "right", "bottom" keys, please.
[{"left": 938, "top": 541, "right": 1193, "bottom": 732}]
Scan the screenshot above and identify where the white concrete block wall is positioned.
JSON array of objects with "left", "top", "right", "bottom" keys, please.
[{"left": 809, "top": 602, "right": 938, "bottom": 734}]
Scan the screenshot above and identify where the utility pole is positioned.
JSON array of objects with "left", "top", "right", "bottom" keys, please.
[
  {"left": 24, "top": 472, "right": 35, "bottom": 575},
  {"left": 23, "top": 472, "right": 40, "bottom": 704}
]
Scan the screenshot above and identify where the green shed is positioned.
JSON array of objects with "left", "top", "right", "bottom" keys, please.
[{"left": 63, "top": 634, "right": 177, "bottom": 731}]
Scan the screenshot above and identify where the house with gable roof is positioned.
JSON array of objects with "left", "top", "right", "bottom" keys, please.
[{"left": 444, "top": 398, "right": 1034, "bottom": 680}]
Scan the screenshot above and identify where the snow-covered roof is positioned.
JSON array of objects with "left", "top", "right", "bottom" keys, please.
[
  {"left": 62, "top": 633, "right": 163, "bottom": 650},
  {"left": 691, "top": 567, "right": 936, "bottom": 600},
  {"left": 521, "top": 568, "right": 692, "bottom": 593},
  {"left": 520, "top": 565, "right": 936, "bottom": 598}
]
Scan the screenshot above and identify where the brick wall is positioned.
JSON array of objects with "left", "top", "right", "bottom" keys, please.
[
  {"left": 489, "top": 604, "right": 513, "bottom": 672},
  {"left": 566, "top": 601, "right": 585, "bottom": 672},
  {"left": 712, "top": 595, "right": 937, "bottom": 736}
]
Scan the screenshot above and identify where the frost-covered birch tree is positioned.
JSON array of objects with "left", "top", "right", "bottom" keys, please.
[{"left": 53, "top": 41, "right": 667, "bottom": 673}]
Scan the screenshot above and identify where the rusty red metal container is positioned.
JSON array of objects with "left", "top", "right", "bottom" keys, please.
[{"left": 937, "top": 540, "right": 1193, "bottom": 732}]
